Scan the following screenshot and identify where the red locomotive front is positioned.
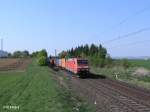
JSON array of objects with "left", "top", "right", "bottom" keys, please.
[{"left": 66, "top": 58, "right": 89, "bottom": 74}]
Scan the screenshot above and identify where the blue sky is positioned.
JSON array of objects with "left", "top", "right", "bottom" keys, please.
[{"left": 0, "top": 0, "right": 150, "bottom": 57}]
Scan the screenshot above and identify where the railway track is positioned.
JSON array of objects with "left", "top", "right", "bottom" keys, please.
[
  {"left": 68, "top": 72, "right": 150, "bottom": 112},
  {"left": 100, "top": 78, "right": 150, "bottom": 104},
  {"left": 107, "top": 78, "right": 150, "bottom": 95},
  {"left": 82, "top": 78, "right": 150, "bottom": 112},
  {"left": 49, "top": 68, "right": 150, "bottom": 112},
  {"left": 73, "top": 79, "right": 135, "bottom": 112}
]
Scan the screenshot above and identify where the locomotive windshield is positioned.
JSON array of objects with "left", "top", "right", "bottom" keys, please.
[{"left": 77, "top": 60, "right": 88, "bottom": 65}]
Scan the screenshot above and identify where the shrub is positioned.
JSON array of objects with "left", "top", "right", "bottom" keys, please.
[
  {"left": 38, "top": 56, "right": 48, "bottom": 66},
  {"left": 105, "top": 56, "right": 113, "bottom": 67},
  {"left": 38, "top": 49, "right": 48, "bottom": 58},
  {"left": 31, "top": 51, "right": 39, "bottom": 57},
  {"left": 89, "top": 56, "right": 105, "bottom": 67},
  {"left": 121, "top": 59, "right": 130, "bottom": 68},
  {"left": 99, "top": 58, "right": 105, "bottom": 67}
]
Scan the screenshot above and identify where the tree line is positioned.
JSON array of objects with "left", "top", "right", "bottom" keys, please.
[
  {"left": 59, "top": 44, "right": 112, "bottom": 67},
  {"left": 59, "top": 44, "right": 131, "bottom": 68},
  {"left": 7, "top": 45, "right": 130, "bottom": 68},
  {"left": 7, "top": 50, "right": 47, "bottom": 58},
  {"left": 8, "top": 49, "right": 48, "bottom": 66},
  {"left": 8, "top": 50, "right": 30, "bottom": 58}
]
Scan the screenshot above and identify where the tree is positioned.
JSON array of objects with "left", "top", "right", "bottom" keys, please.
[
  {"left": 70, "top": 48, "right": 74, "bottom": 57},
  {"left": 59, "top": 43, "right": 109, "bottom": 67},
  {"left": 38, "top": 56, "right": 48, "bottom": 66},
  {"left": 31, "top": 51, "right": 39, "bottom": 57},
  {"left": 8, "top": 53, "right": 12, "bottom": 57},
  {"left": 90, "top": 44, "right": 98, "bottom": 55},
  {"left": 37, "top": 49, "right": 48, "bottom": 66},
  {"left": 98, "top": 44, "right": 107, "bottom": 59},
  {"left": 13, "top": 51, "right": 21, "bottom": 58},
  {"left": 84, "top": 44, "right": 89, "bottom": 55},
  {"left": 12, "top": 50, "right": 30, "bottom": 58},
  {"left": 22, "top": 50, "right": 29, "bottom": 57},
  {"left": 38, "top": 49, "right": 48, "bottom": 58},
  {"left": 105, "top": 54, "right": 113, "bottom": 67},
  {"left": 59, "top": 51, "right": 67, "bottom": 58}
]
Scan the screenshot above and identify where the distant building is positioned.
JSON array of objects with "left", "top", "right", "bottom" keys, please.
[{"left": 0, "top": 50, "right": 8, "bottom": 58}]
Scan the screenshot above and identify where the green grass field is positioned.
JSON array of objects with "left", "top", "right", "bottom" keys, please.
[
  {"left": 129, "top": 59, "right": 150, "bottom": 70},
  {"left": 91, "top": 59, "right": 150, "bottom": 89},
  {"left": 0, "top": 59, "right": 93, "bottom": 112}
]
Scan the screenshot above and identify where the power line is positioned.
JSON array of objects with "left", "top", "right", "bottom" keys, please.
[
  {"left": 124, "top": 40, "right": 150, "bottom": 47},
  {"left": 100, "top": 5, "right": 150, "bottom": 35},
  {"left": 103, "top": 26, "right": 150, "bottom": 44},
  {"left": 108, "top": 39, "right": 150, "bottom": 49},
  {"left": 115, "top": 6, "right": 150, "bottom": 26}
]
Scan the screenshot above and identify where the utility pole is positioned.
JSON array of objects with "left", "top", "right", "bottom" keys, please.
[{"left": 55, "top": 49, "right": 57, "bottom": 57}]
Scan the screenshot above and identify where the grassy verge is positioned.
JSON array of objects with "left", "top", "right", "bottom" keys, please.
[
  {"left": 48, "top": 69, "right": 95, "bottom": 112},
  {"left": 0, "top": 59, "right": 94, "bottom": 112},
  {"left": 91, "top": 66, "right": 150, "bottom": 90}
]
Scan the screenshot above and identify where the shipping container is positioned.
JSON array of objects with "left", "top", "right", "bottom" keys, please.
[
  {"left": 58, "top": 59, "right": 61, "bottom": 67},
  {"left": 61, "top": 58, "right": 66, "bottom": 68},
  {"left": 54, "top": 58, "right": 59, "bottom": 66},
  {"left": 50, "top": 58, "right": 55, "bottom": 66}
]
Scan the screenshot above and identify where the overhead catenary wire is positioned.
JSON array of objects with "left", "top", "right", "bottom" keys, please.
[
  {"left": 108, "top": 39, "right": 150, "bottom": 49},
  {"left": 100, "top": 5, "right": 150, "bottom": 35},
  {"left": 113, "top": 6, "right": 150, "bottom": 27},
  {"left": 98, "top": 5, "right": 150, "bottom": 47},
  {"left": 97, "top": 4, "right": 150, "bottom": 54},
  {"left": 102, "top": 26, "right": 150, "bottom": 44}
]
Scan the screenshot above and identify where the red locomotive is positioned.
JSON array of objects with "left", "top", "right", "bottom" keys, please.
[{"left": 66, "top": 58, "right": 89, "bottom": 74}]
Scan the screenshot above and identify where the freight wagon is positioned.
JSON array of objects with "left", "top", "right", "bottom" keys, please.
[
  {"left": 61, "top": 58, "right": 66, "bottom": 69},
  {"left": 54, "top": 58, "right": 59, "bottom": 67},
  {"left": 58, "top": 59, "right": 61, "bottom": 67},
  {"left": 50, "top": 58, "right": 55, "bottom": 66},
  {"left": 50, "top": 57, "right": 89, "bottom": 74}
]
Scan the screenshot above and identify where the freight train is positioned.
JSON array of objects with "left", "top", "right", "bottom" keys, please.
[{"left": 49, "top": 57, "right": 90, "bottom": 74}]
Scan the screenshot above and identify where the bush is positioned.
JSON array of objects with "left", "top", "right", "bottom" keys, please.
[
  {"left": 121, "top": 59, "right": 130, "bottom": 68},
  {"left": 105, "top": 55, "right": 113, "bottom": 67},
  {"left": 38, "top": 49, "right": 48, "bottom": 58},
  {"left": 89, "top": 56, "right": 105, "bottom": 67},
  {"left": 100, "top": 58, "right": 105, "bottom": 67},
  {"left": 38, "top": 56, "right": 48, "bottom": 66},
  {"left": 31, "top": 51, "right": 39, "bottom": 57}
]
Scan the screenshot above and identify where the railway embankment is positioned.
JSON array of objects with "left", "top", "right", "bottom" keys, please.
[{"left": 50, "top": 67, "right": 150, "bottom": 112}]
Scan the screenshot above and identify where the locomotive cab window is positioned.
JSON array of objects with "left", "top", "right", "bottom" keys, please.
[{"left": 77, "top": 60, "right": 88, "bottom": 65}]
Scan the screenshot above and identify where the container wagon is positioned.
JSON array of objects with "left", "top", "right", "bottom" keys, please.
[
  {"left": 58, "top": 59, "right": 61, "bottom": 67},
  {"left": 61, "top": 58, "right": 66, "bottom": 69},
  {"left": 54, "top": 58, "right": 59, "bottom": 67},
  {"left": 50, "top": 58, "right": 55, "bottom": 66}
]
